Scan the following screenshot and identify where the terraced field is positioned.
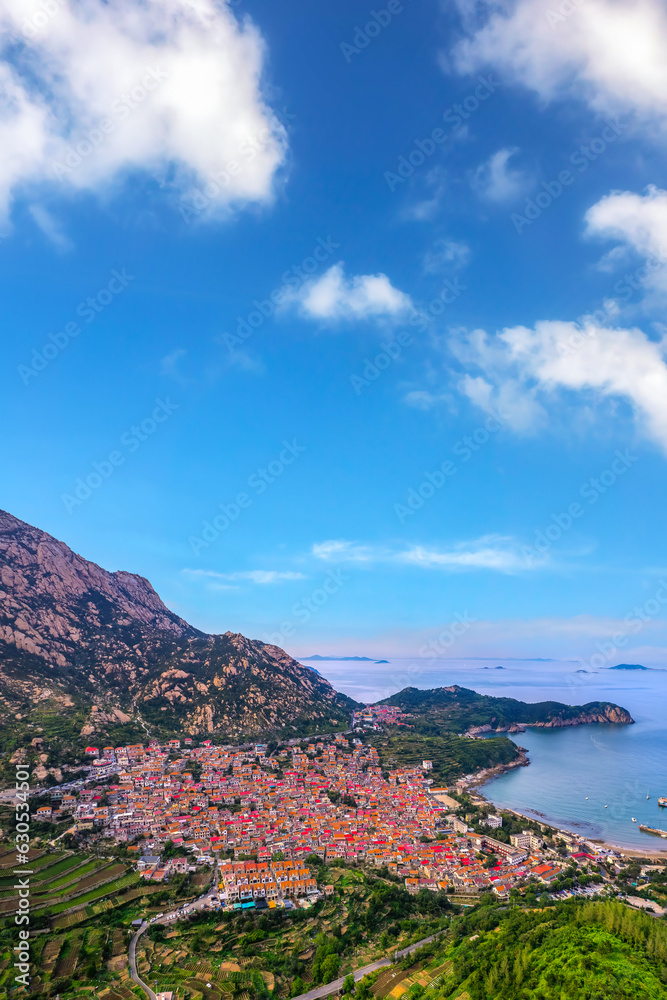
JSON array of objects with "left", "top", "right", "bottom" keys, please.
[
  {"left": 0, "top": 846, "right": 138, "bottom": 921},
  {"left": 51, "top": 882, "right": 165, "bottom": 929},
  {"left": 0, "top": 847, "right": 47, "bottom": 869},
  {"left": 31, "top": 854, "right": 87, "bottom": 881},
  {"left": 47, "top": 872, "right": 140, "bottom": 914}
]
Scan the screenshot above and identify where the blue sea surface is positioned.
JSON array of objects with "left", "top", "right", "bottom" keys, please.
[{"left": 316, "top": 657, "right": 667, "bottom": 852}]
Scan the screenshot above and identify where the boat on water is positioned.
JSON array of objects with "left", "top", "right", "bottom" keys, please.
[
  {"left": 632, "top": 817, "right": 637, "bottom": 823},
  {"left": 659, "top": 797, "right": 667, "bottom": 807},
  {"left": 639, "top": 824, "right": 667, "bottom": 838}
]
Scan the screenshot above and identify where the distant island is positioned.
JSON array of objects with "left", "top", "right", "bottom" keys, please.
[
  {"left": 610, "top": 663, "right": 647, "bottom": 670},
  {"left": 375, "top": 659, "right": 389, "bottom": 664},
  {"left": 301, "top": 654, "right": 375, "bottom": 661}
]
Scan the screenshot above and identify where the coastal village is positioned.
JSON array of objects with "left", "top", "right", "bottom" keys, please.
[{"left": 49, "top": 717, "right": 617, "bottom": 908}]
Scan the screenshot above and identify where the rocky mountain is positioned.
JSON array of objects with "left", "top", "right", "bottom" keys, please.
[{"left": 0, "top": 510, "right": 358, "bottom": 744}]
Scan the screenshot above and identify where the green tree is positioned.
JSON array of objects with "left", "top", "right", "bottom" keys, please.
[{"left": 320, "top": 954, "right": 341, "bottom": 983}]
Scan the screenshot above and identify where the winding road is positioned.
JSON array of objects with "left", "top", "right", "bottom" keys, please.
[
  {"left": 127, "top": 864, "right": 220, "bottom": 999},
  {"left": 127, "top": 863, "right": 446, "bottom": 1000},
  {"left": 289, "top": 930, "right": 448, "bottom": 1000},
  {"left": 128, "top": 921, "right": 156, "bottom": 1000}
]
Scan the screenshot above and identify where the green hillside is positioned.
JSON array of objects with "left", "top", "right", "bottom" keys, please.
[
  {"left": 436, "top": 899, "right": 667, "bottom": 1000},
  {"left": 368, "top": 729, "right": 520, "bottom": 784},
  {"left": 378, "top": 685, "right": 634, "bottom": 731}
]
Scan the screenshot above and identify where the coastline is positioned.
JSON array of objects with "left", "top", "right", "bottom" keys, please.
[{"left": 464, "top": 743, "right": 667, "bottom": 859}]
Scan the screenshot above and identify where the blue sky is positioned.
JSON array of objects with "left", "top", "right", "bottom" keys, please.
[{"left": 3, "top": 0, "right": 667, "bottom": 663}]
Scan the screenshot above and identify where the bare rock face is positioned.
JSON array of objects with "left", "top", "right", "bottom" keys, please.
[
  {"left": 530, "top": 703, "right": 634, "bottom": 726},
  {"left": 0, "top": 510, "right": 357, "bottom": 737}
]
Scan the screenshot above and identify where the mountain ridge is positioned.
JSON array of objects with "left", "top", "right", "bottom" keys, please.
[{"left": 0, "top": 509, "right": 358, "bottom": 744}]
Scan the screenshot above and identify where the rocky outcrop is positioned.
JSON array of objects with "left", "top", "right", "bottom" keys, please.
[
  {"left": 527, "top": 704, "right": 634, "bottom": 726},
  {"left": 466, "top": 703, "right": 633, "bottom": 736},
  {"left": 0, "top": 510, "right": 357, "bottom": 738}
]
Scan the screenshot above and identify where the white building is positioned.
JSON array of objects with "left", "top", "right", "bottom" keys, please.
[
  {"left": 511, "top": 831, "right": 543, "bottom": 851},
  {"left": 481, "top": 814, "right": 503, "bottom": 829}
]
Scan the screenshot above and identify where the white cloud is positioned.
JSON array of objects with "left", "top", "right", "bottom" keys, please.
[
  {"left": 450, "top": 318, "right": 667, "bottom": 450},
  {"left": 472, "top": 147, "right": 527, "bottom": 203},
  {"left": 423, "top": 239, "right": 470, "bottom": 274},
  {"left": 403, "top": 389, "right": 450, "bottom": 410},
  {"left": 184, "top": 568, "right": 305, "bottom": 585},
  {"left": 160, "top": 348, "right": 187, "bottom": 377},
  {"left": 585, "top": 185, "right": 667, "bottom": 292},
  {"left": 398, "top": 538, "right": 533, "bottom": 571},
  {"left": 311, "top": 540, "right": 375, "bottom": 563},
  {"left": 311, "top": 536, "right": 542, "bottom": 572},
  {"left": 28, "top": 203, "right": 72, "bottom": 250},
  {"left": 0, "top": 0, "right": 286, "bottom": 221},
  {"left": 452, "top": 0, "right": 667, "bottom": 126},
  {"left": 280, "top": 262, "right": 415, "bottom": 324}
]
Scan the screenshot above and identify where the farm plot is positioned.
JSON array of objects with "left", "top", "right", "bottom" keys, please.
[
  {"left": 0, "top": 848, "right": 45, "bottom": 869},
  {"left": 53, "top": 935, "right": 83, "bottom": 978},
  {"left": 50, "top": 882, "right": 162, "bottom": 928},
  {"left": 33, "top": 861, "right": 122, "bottom": 903},
  {"left": 32, "top": 853, "right": 87, "bottom": 881},
  {"left": 40, "top": 934, "right": 65, "bottom": 975},
  {"left": 47, "top": 871, "right": 140, "bottom": 914},
  {"left": 41, "top": 858, "right": 108, "bottom": 890}
]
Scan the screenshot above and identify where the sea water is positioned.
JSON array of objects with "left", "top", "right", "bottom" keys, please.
[{"left": 314, "top": 657, "right": 667, "bottom": 852}]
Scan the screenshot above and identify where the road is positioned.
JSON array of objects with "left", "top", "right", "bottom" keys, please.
[
  {"left": 290, "top": 929, "right": 448, "bottom": 1000},
  {"left": 127, "top": 863, "right": 221, "bottom": 1000},
  {"left": 128, "top": 865, "right": 444, "bottom": 1000},
  {"left": 128, "top": 921, "right": 157, "bottom": 1000}
]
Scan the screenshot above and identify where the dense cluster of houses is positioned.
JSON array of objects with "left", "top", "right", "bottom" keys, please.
[
  {"left": 49, "top": 731, "right": 607, "bottom": 903},
  {"left": 350, "top": 705, "right": 409, "bottom": 729}
]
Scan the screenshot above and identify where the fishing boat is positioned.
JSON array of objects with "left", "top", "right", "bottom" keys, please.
[
  {"left": 632, "top": 817, "right": 637, "bottom": 822},
  {"left": 659, "top": 797, "right": 667, "bottom": 807},
  {"left": 639, "top": 824, "right": 667, "bottom": 838}
]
